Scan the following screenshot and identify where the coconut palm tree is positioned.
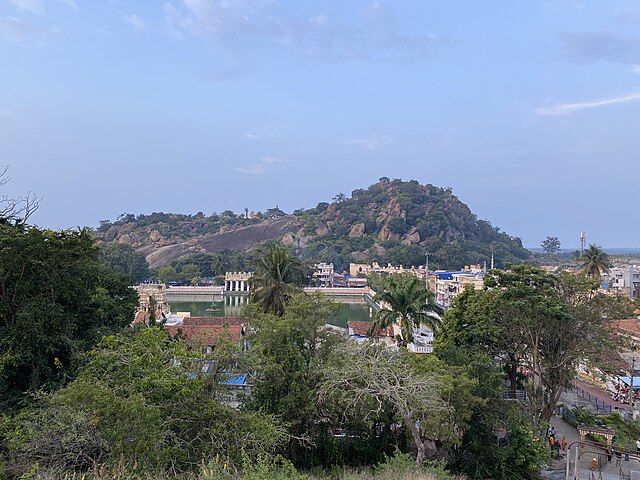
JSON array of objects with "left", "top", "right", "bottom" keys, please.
[
  {"left": 580, "top": 244, "right": 609, "bottom": 278},
  {"left": 250, "top": 243, "right": 305, "bottom": 316},
  {"left": 369, "top": 274, "right": 442, "bottom": 345}
]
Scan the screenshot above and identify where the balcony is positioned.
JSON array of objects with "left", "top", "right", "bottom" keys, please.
[{"left": 407, "top": 343, "right": 433, "bottom": 354}]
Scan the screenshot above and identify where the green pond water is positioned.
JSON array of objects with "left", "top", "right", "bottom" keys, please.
[{"left": 169, "top": 295, "right": 374, "bottom": 328}]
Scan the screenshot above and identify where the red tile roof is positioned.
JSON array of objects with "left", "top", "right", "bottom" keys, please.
[
  {"left": 347, "top": 320, "right": 393, "bottom": 338},
  {"left": 182, "top": 316, "right": 246, "bottom": 327},
  {"left": 611, "top": 319, "right": 640, "bottom": 338},
  {"left": 165, "top": 317, "right": 247, "bottom": 346}
]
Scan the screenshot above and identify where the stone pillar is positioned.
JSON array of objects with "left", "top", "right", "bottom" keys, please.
[{"left": 241, "top": 280, "right": 245, "bottom": 292}]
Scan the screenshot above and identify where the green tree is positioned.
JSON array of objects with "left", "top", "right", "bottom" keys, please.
[
  {"left": 250, "top": 243, "right": 304, "bottom": 316},
  {"left": 333, "top": 192, "right": 347, "bottom": 203},
  {"left": 437, "top": 266, "right": 614, "bottom": 427},
  {"left": 157, "top": 265, "right": 177, "bottom": 283},
  {"left": 98, "top": 242, "right": 149, "bottom": 283},
  {"left": 370, "top": 274, "right": 442, "bottom": 345},
  {"left": 246, "top": 293, "right": 341, "bottom": 466},
  {"left": 580, "top": 244, "right": 609, "bottom": 278},
  {"left": 540, "top": 236, "right": 561, "bottom": 254},
  {"left": 320, "top": 343, "right": 450, "bottom": 470},
  {"left": 178, "top": 263, "right": 200, "bottom": 284},
  {"left": 0, "top": 226, "right": 138, "bottom": 409},
  {"left": 4, "top": 327, "right": 285, "bottom": 476}
]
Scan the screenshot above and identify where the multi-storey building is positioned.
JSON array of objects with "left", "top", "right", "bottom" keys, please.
[
  {"left": 601, "top": 266, "right": 640, "bottom": 300},
  {"left": 312, "top": 262, "right": 335, "bottom": 286},
  {"left": 431, "top": 265, "right": 485, "bottom": 309}
]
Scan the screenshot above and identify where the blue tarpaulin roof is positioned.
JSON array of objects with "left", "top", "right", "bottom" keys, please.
[
  {"left": 434, "top": 271, "right": 465, "bottom": 280},
  {"left": 618, "top": 376, "right": 640, "bottom": 389},
  {"left": 219, "top": 374, "right": 247, "bottom": 386}
]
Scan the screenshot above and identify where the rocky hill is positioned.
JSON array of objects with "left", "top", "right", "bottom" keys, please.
[{"left": 96, "top": 179, "right": 532, "bottom": 270}]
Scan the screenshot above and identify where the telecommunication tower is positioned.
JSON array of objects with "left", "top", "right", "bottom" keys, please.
[{"left": 579, "top": 232, "right": 587, "bottom": 256}]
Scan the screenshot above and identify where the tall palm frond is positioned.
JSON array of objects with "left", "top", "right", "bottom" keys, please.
[
  {"left": 580, "top": 244, "right": 609, "bottom": 278},
  {"left": 369, "top": 274, "right": 442, "bottom": 345},
  {"left": 250, "top": 243, "right": 304, "bottom": 316}
]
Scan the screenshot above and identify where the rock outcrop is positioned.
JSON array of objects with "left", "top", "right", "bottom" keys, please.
[{"left": 97, "top": 179, "right": 532, "bottom": 270}]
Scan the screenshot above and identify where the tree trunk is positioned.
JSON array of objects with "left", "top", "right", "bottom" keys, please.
[
  {"left": 405, "top": 413, "right": 427, "bottom": 470},
  {"left": 508, "top": 360, "right": 517, "bottom": 398},
  {"left": 416, "top": 442, "right": 426, "bottom": 471}
]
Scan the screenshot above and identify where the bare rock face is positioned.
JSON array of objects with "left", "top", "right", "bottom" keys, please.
[
  {"left": 376, "top": 198, "right": 403, "bottom": 226},
  {"left": 351, "top": 250, "right": 370, "bottom": 263},
  {"left": 324, "top": 203, "right": 339, "bottom": 220},
  {"left": 281, "top": 233, "right": 295, "bottom": 247},
  {"left": 149, "top": 230, "right": 161, "bottom": 242},
  {"left": 315, "top": 222, "right": 330, "bottom": 237},
  {"left": 298, "top": 237, "right": 309, "bottom": 248},
  {"left": 373, "top": 243, "right": 387, "bottom": 256},
  {"left": 406, "top": 227, "right": 420, "bottom": 244},
  {"left": 376, "top": 211, "right": 389, "bottom": 226},
  {"left": 141, "top": 217, "right": 303, "bottom": 268},
  {"left": 377, "top": 225, "right": 400, "bottom": 243},
  {"left": 117, "top": 233, "right": 132, "bottom": 244},
  {"left": 348, "top": 223, "right": 366, "bottom": 238}
]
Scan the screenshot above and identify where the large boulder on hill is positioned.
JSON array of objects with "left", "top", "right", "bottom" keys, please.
[{"left": 349, "top": 223, "right": 366, "bottom": 238}]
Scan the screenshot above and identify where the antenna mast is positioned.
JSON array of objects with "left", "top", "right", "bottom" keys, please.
[{"left": 579, "top": 232, "right": 587, "bottom": 256}]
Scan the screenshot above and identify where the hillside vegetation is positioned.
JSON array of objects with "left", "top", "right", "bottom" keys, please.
[{"left": 97, "top": 178, "right": 532, "bottom": 271}]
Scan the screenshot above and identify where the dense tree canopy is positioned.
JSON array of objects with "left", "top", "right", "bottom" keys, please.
[
  {"left": 98, "top": 242, "right": 149, "bottom": 283},
  {"left": 0, "top": 225, "right": 138, "bottom": 408},
  {"left": 3, "top": 327, "right": 284, "bottom": 476},
  {"left": 437, "top": 265, "right": 616, "bottom": 426},
  {"left": 245, "top": 293, "right": 343, "bottom": 467}
]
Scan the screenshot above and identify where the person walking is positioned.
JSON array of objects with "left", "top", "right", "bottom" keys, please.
[
  {"left": 561, "top": 436, "right": 567, "bottom": 452},
  {"left": 636, "top": 439, "right": 640, "bottom": 454}
]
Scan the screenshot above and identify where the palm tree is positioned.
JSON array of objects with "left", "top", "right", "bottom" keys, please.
[
  {"left": 250, "top": 243, "right": 305, "bottom": 316},
  {"left": 369, "top": 274, "right": 442, "bottom": 345},
  {"left": 580, "top": 244, "right": 609, "bottom": 278}
]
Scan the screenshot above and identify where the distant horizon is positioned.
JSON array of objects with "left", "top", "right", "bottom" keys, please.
[{"left": 527, "top": 247, "right": 640, "bottom": 253}]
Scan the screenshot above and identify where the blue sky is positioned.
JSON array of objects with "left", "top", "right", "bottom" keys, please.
[{"left": 1, "top": 0, "right": 639, "bottom": 248}]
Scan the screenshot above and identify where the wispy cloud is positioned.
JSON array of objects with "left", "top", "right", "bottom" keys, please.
[
  {"left": 56, "top": 0, "right": 77, "bottom": 10},
  {"left": 558, "top": 31, "right": 640, "bottom": 65},
  {"left": 164, "top": 1, "right": 444, "bottom": 63},
  {"left": 345, "top": 134, "right": 393, "bottom": 150},
  {"left": 537, "top": 91, "right": 640, "bottom": 115},
  {"left": 124, "top": 14, "right": 146, "bottom": 31},
  {"left": 236, "top": 156, "right": 284, "bottom": 175},
  {"left": 244, "top": 130, "right": 271, "bottom": 140},
  {"left": 9, "top": 0, "right": 44, "bottom": 14},
  {"left": 0, "top": 15, "right": 56, "bottom": 42}
]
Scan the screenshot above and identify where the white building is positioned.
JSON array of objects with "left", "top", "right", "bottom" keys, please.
[
  {"left": 601, "top": 266, "right": 640, "bottom": 299},
  {"left": 431, "top": 265, "right": 485, "bottom": 308},
  {"left": 313, "top": 262, "right": 335, "bottom": 287}
]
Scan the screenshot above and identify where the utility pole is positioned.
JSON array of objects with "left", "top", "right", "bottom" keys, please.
[
  {"left": 425, "top": 253, "right": 430, "bottom": 291},
  {"left": 632, "top": 356, "right": 636, "bottom": 407}
]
